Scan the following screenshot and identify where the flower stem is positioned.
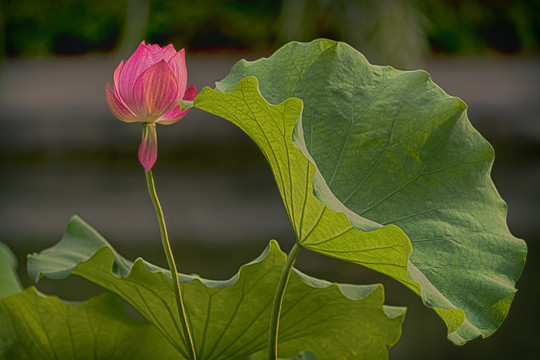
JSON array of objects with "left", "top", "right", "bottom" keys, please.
[
  {"left": 145, "top": 169, "right": 197, "bottom": 360},
  {"left": 268, "top": 242, "right": 302, "bottom": 359}
]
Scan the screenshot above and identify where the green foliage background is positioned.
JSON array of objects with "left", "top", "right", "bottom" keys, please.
[{"left": 3, "top": 0, "right": 540, "bottom": 59}]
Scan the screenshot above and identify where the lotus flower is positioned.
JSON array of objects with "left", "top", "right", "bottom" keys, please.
[{"left": 106, "top": 41, "right": 197, "bottom": 171}]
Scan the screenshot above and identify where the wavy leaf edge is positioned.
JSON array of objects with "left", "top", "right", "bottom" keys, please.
[
  {"left": 207, "top": 50, "right": 525, "bottom": 345},
  {"left": 28, "top": 215, "right": 405, "bottom": 319}
]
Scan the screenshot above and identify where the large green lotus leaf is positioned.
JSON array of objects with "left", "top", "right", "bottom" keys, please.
[
  {"left": 0, "top": 243, "right": 179, "bottom": 360},
  {"left": 194, "top": 76, "right": 414, "bottom": 292},
  {"left": 195, "top": 39, "right": 527, "bottom": 344},
  {"left": 28, "top": 216, "right": 405, "bottom": 360}
]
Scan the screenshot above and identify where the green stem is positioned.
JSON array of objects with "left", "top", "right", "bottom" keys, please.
[
  {"left": 145, "top": 169, "right": 197, "bottom": 360},
  {"left": 268, "top": 242, "right": 302, "bottom": 359}
]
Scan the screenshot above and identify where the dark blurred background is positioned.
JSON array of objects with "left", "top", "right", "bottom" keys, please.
[{"left": 0, "top": 0, "right": 539, "bottom": 359}]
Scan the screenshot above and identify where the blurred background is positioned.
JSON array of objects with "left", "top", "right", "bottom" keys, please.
[{"left": 0, "top": 0, "right": 539, "bottom": 359}]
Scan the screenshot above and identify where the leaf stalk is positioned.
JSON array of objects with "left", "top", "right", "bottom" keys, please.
[{"left": 268, "top": 241, "right": 302, "bottom": 359}]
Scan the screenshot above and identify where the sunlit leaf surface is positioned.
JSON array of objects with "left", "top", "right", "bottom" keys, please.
[
  {"left": 27, "top": 216, "right": 404, "bottom": 359},
  {"left": 196, "top": 39, "right": 527, "bottom": 344},
  {"left": 0, "top": 243, "right": 178, "bottom": 360}
]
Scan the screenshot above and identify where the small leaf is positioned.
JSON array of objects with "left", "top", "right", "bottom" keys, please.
[
  {"left": 179, "top": 99, "right": 194, "bottom": 111},
  {"left": 28, "top": 216, "right": 405, "bottom": 359},
  {"left": 0, "top": 243, "right": 23, "bottom": 298}
]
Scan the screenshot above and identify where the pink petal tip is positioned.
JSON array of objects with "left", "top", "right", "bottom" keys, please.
[{"left": 138, "top": 124, "right": 158, "bottom": 171}]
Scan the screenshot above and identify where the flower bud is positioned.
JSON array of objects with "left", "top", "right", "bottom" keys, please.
[{"left": 105, "top": 41, "right": 197, "bottom": 171}]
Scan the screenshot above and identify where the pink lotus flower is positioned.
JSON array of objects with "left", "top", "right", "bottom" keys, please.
[{"left": 106, "top": 41, "right": 197, "bottom": 171}]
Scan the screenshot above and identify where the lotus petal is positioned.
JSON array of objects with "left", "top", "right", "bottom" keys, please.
[
  {"left": 138, "top": 123, "right": 158, "bottom": 171},
  {"left": 105, "top": 84, "right": 139, "bottom": 123},
  {"left": 167, "top": 49, "right": 187, "bottom": 100},
  {"left": 157, "top": 85, "right": 198, "bottom": 125},
  {"left": 133, "top": 61, "right": 178, "bottom": 119},
  {"left": 118, "top": 42, "right": 154, "bottom": 110}
]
